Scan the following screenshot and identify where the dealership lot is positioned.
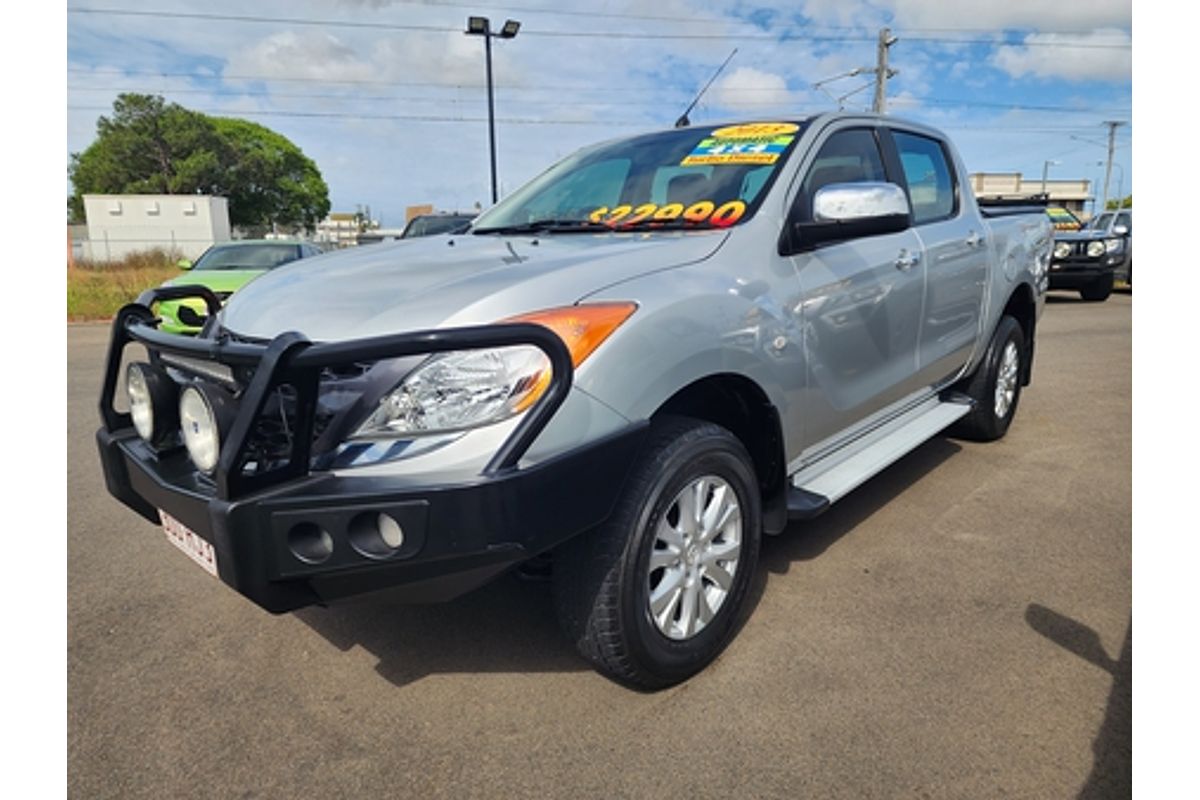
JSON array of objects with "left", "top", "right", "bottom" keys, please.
[{"left": 67, "top": 294, "right": 1130, "bottom": 798}]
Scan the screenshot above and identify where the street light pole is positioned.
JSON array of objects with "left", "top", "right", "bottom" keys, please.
[
  {"left": 1040, "top": 159, "right": 1060, "bottom": 196},
  {"left": 1095, "top": 161, "right": 1125, "bottom": 210},
  {"left": 466, "top": 16, "right": 520, "bottom": 205},
  {"left": 483, "top": 30, "right": 496, "bottom": 204}
]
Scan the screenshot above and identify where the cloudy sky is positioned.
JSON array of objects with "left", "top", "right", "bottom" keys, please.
[{"left": 66, "top": 0, "right": 1132, "bottom": 226}]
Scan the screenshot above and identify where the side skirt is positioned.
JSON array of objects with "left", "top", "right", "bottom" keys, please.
[{"left": 785, "top": 396, "right": 972, "bottom": 518}]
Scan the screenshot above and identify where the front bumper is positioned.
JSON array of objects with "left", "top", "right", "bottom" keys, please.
[
  {"left": 97, "top": 423, "right": 645, "bottom": 612},
  {"left": 157, "top": 298, "right": 207, "bottom": 335},
  {"left": 97, "top": 287, "right": 642, "bottom": 612},
  {"left": 1048, "top": 255, "right": 1120, "bottom": 290}
]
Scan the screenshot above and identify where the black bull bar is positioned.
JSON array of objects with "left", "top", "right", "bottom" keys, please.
[{"left": 99, "top": 285, "right": 575, "bottom": 501}]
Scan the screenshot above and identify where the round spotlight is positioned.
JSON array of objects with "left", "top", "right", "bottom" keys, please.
[
  {"left": 125, "top": 362, "right": 179, "bottom": 446},
  {"left": 179, "top": 382, "right": 236, "bottom": 473},
  {"left": 1086, "top": 240, "right": 1105, "bottom": 258},
  {"left": 348, "top": 512, "right": 406, "bottom": 559},
  {"left": 1053, "top": 241, "right": 1071, "bottom": 260}
]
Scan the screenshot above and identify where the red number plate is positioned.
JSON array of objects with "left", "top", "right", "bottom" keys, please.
[{"left": 158, "top": 510, "right": 218, "bottom": 578}]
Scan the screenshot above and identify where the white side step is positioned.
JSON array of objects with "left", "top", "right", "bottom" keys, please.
[{"left": 790, "top": 397, "right": 971, "bottom": 504}]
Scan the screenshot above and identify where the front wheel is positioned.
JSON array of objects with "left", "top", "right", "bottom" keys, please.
[
  {"left": 553, "top": 417, "right": 762, "bottom": 689},
  {"left": 948, "top": 315, "right": 1026, "bottom": 442}
]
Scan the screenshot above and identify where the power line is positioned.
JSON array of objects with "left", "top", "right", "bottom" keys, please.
[
  {"left": 65, "top": 66, "right": 830, "bottom": 94},
  {"left": 65, "top": 104, "right": 654, "bottom": 126},
  {"left": 66, "top": 81, "right": 1134, "bottom": 116},
  {"left": 65, "top": 103, "right": 1127, "bottom": 133},
  {"left": 251, "top": 0, "right": 1122, "bottom": 35},
  {"left": 67, "top": 7, "right": 1133, "bottom": 49}
]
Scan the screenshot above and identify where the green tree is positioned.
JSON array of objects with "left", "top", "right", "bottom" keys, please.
[
  {"left": 209, "top": 117, "right": 330, "bottom": 232},
  {"left": 1105, "top": 195, "right": 1132, "bottom": 210},
  {"left": 69, "top": 94, "right": 330, "bottom": 231}
]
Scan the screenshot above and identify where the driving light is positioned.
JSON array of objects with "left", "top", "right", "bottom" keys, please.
[
  {"left": 1086, "top": 240, "right": 1106, "bottom": 258},
  {"left": 126, "top": 362, "right": 179, "bottom": 446},
  {"left": 1104, "top": 237, "right": 1123, "bottom": 254},
  {"left": 179, "top": 382, "right": 236, "bottom": 473},
  {"left": 1053, "top": 241, "right": 1071, "bottom": 260}
]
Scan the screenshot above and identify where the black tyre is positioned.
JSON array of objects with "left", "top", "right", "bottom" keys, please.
[
  {"left": 947, "top": 315, "right": 1026, "bottom": 442},
  {"left": 553, "top": 416, "right": 762, "bottom": 689},
  {"left": 1080, "top": 274, "right": 1113, "bottom": 302}
]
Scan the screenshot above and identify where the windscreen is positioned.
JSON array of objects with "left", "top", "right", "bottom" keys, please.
[
  {"left": 1046, "top": 207, "right": 1082, "bottom": 231},
  {"left": 403, "top": 216, "right": 474, "bottom": 238},
  {"left": 193, "top": 244, "right": 302, "bottom": 271},
  {"left": 473, "top": 121, "right": 807, "bottom": 232}
]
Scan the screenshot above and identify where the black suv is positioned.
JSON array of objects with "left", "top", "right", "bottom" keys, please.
[{"left": 1049, "top": 209, "right": 1132, "bottom": 301}]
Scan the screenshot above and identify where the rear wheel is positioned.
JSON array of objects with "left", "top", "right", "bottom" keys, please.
[
  {"left": 553, "top": 417, "right": 761, "bottom": 689},
  {"left": 948, "top": 315, "right": 1026, "bottom": 442}
]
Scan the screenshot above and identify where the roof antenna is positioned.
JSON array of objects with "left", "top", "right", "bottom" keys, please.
[{"left": 675, "top": 48, "right": 738, "bottom": 128}]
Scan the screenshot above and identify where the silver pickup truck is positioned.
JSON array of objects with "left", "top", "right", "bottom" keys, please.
[{"left": 97, "top": 113, "right": 1051, "bottom": 689}]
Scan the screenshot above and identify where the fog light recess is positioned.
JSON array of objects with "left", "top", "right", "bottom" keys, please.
[
  {"left": 349, "top": 512, "right": 406, "bottom": 559},
  {"left": 288, "top": 522, "right": 334, "bottom": 564}
]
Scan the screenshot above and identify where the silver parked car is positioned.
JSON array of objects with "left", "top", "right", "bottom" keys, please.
[{"left": 98, "top": 113, "right": 1051, "bottom": 689}]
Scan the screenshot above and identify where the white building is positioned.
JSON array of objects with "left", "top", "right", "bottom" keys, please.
[
  {"left": 315, "top": 212, "right": 362, "bottom": 248},
  {"left": 968, "top": 173, "right": 1093, "bottom": 218},
  {"left": 82, "top": 194, "right": 231, "bottom": 261}
]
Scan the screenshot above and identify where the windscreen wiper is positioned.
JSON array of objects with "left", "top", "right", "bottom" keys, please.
[
  {"left": 612, "top": 218, "right": 722, "bottom": 231},
  {"left": 471, "top": 219, "right": 612, "bottom": 235},
  {"left": 473, "top": 217, "right": 727, "bottom": 235}
]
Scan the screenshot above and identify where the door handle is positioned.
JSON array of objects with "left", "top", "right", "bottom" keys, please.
[
  {"left": 895, "top": 249, "right": 921, "bottom": 271},
  {"left": 965, "top": 231, "right": 984, "bottom": 248}
]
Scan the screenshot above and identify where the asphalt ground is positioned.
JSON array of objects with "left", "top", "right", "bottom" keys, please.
[{"left": 66, "top": 293, "right": 1131, "bottom": 799}]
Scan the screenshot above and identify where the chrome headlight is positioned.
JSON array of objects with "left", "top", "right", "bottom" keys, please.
[
  {"left": 179, "top": 383, "right": 236, "bottom": 473},
  {"left": 1053, "top": 241, "right": 1071, "bottom": 260},
  {"left": 353, "top": 303, "right": 638, "bottom": 440},
  {"left": 354, "top": 346, "right": 551, "bottom": 438},
  {"left": 1086, "top": 240, "right": 1106, "bottom": 258},
  {"left": 1104, "top": 237, "right": 1124, "bottom": 254},
  {"left": 126, "top": 362, "right": 178, "bottom": 446}
]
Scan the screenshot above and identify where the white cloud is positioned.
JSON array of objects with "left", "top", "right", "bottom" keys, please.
[
  {"left": 993, "top": 29, "right": 1132, "bottom": 81},
  {"left": 710, "top": 67, "right": 795, "bottom": 113},
  {"left": 878, "top": 0, "right": 1131, "bottom": 32},
  {"left": 226, "top": 30, "right": 375, "bottom": 83},
  {"left": 371, "top": 30, "right": 508, "bottom": 87}
]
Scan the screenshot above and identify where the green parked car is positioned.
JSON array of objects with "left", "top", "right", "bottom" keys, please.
[{"left": 159, "top": 240, "right": 324, "bottom": 334}]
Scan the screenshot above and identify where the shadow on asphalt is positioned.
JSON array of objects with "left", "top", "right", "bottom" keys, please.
[
  {"left": 731, "top": 436, "right": 963, "bottom": 657},
  {"left": 1025, "top": 604, "right": 1132, "bottom": 799},
  {"left": 1044, "top": 292, "right": 1130, "bottom": 304},
  {"left": 294, "top": 435, "right": 964, "bottom": 688},
  {"left": 293, "top": 571, "right": 586, "bottom": 687}
]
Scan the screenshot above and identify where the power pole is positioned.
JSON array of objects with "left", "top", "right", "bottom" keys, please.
[
  {"left": 1100, "top": 121, "right": 1125, "bottom": 211},
  {"left": 872, "top": 28, "right": 898, "bottom": 113}
]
